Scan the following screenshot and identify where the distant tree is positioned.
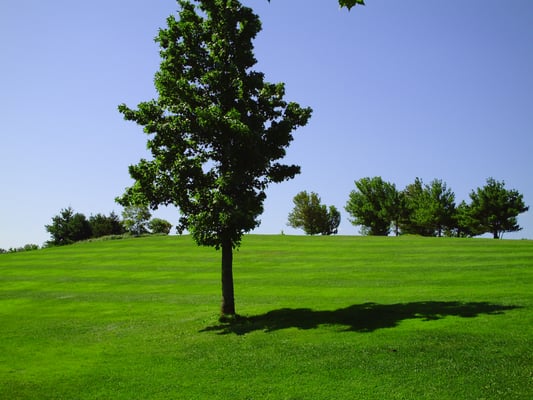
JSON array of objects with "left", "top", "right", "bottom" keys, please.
[
  {"left": 424, "top": 179, "right": 456, "bottom": 237},
  {"left": 0, "top": 248, "right": 7, "bottom": 254},
  {"left": 6, "top": 244, "right": 40, "bottom": 253},
  {"left": 116, "top": 0, "right": 311, "bottom": 317},
  {"left": 288, "top": 191, "right": 340, "bottom": 235},
  {"left": 45, "top": 207, "right": 92, "bottom": 246},
  {"left": 345, "top": 177, "right": 401, "bottom": 236},
  {"left": 400, "top": 178, "right": 456, "bottom": 237},
  {"left": 325, "top": 205, "right": 342, "bottom": 236},
  {"left": 400, "top": 178, "right": 432, "bottom": 236},
  {"left": 89, "top": 212, "right": 124, "bottom": 238},
  {"left": 449, "top": 201, "right": 483, "bottom": 238},
  {"left": 21, "top": 244, "right": 39, "bottom": 252},
  {"left": 468, "top": 178, "right": 529, "bottom": 239},
  {"left": 122, "top": 205, "right": 151, "bottom": 236},
  {"left": 149, "top": 218, "right": 173, "bottom": 235}
]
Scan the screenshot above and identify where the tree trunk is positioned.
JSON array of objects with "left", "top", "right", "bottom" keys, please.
[
  {"left": 493, "top": 230, "right": 499, "bottom": 239},
  {"left": 220, "top": 238, "right": 236, "bottom": 317}
]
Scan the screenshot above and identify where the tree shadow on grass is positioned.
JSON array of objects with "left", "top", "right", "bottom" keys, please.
[{"left": 201, "top": 301, "right": 521, "bottom": 335}]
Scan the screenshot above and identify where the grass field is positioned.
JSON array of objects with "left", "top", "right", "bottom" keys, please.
[{"left": 0, "top": 235, "right": 532, "bottom": 399}]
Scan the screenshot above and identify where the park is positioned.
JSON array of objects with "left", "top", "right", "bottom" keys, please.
[
  {"left": 1, "top": 234, "right": 532, "bottom": 398},
  {"left": 1, "top": 0, "right": 532, "bottom": 398}
]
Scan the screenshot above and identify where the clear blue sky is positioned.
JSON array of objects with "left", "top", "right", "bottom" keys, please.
[{"left": 1, "top": 0, "right": 532, "bottom": 249}]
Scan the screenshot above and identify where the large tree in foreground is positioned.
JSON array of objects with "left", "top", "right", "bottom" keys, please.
[
  {"left": 468, "top": 178, "right": 528, "bottom": 239},
  {"left": 117, "top": 0, "right": 311, "bottom": 317}
]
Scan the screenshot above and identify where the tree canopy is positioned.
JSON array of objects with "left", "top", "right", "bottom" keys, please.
[
  {"left": 121, "top": 205, "right": 152, "bottom": 236},
  {"left": 345, "top": 177, "right": 400, "bottom": 236},
  {"left": 344, "top": 176, "right": 527, "bottom": 239},
  {"left": 117, "top": 0, "right": 311, "bottom": 316},
  {"left": 288, "top": 191, "right": 341, "bottom": 235},
  {"left": 401, "top": 178, "right": 456, "bottom": 237},
  {"left": 45, "top": 207, "right": 92, "bottom": 246},
  {"left": 468, "top": 178, "right": 529, "bottom": 239}
]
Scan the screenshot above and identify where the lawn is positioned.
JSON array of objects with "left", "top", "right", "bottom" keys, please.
[{"left": 0, "top": 235, "right": 532, "bottom": 399}]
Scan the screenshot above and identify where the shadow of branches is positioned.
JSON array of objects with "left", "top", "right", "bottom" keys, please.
[{"left": 201, "top": 301, "right": 520, "bottom": 335}]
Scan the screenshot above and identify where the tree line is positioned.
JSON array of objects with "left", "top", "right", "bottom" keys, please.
[
  {"left": 44, "top": 206, "right": 173, "bottom": 247},
  {"left": 288, "top": 177, "right": 528, "bottom": 239}
]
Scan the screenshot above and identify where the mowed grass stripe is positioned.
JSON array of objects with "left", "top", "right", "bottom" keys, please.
[{"left": 0, "top": 235, "right": 532, "bottom": 399}]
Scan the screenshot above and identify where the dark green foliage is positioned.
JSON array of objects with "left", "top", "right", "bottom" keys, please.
[
  {"left": 345, "top": 177, "right": 401, "bottom": 236},
  {"left": 117, "top": 0, "right": 311, "bottom": 315},
  {"left": 338, "top": 0, "right": 366, "bottom": 9},
  {"left": 149, "top": 218, "right": 173, "bottom": 235},
  {"left": 89, "top": 212, "right": 124, "bottom": 238},
  {"left": 287, "top": 191, "right": 341, "bottom": 235},
  {"left": 45, "top": 207, "right": 92, "bottom": 246},
  {"left": 468, "top": 178, "right": 529, "bottom": 239},
  {"left": 400, "top": 178, "right": 456, "bottom": 237},
  {"left": 326, "top": 205, "right": 341, "bottom": 235},
  {"left": 346, "top": 176, "right": 528, "bottom": 239},
  {"left": 121, "top": 205, "right": 151, "bottom": 236},
  {"left": 451, "top": 201, "right": 483, "bottom": 238}
]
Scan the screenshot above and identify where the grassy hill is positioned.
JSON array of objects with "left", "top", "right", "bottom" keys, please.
[{"left": 1, "top": 235, "right": 532, "bottom": 399}]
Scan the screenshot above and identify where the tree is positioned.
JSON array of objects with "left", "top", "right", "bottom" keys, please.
[
  {"left": 149, "top": 218, "right": 173, "bottom": 235},
  {"left": 450, "top": 201, "right": 483, "bottom": 238},
  {"left": 345, "top": 177, "right": 401, "bottom": 236},
  {"left": 45, "top": 207, "right": 92, "bottom": 246},
  {"left": 400, "top": 178, "right": 456, "bottom": 237},
  {"left": 117, "top": 0, "right": 311, "bottom": 317},
  {"left": 423, "top": 179, "right": 456, "bottom": 237},
  {"left": 121, "top": 205, "right": 151, "bottom": 236},
  {"left": 89, "top": 212, "right": 124, "bottom": 238},
  {"left": 325, "top": 205, "right": 342, "bottom": 236},
  {"left": 288, "top": 191, "right": 340, "bottom": 235},
  {"left": 468, "top": 178, "right": 529, "bottom": 239}
]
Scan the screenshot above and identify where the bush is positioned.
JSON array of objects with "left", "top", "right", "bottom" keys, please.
[
  {"left": 89, "top": 212, "right": 124, "bottom": 238},
  {"left": 148, "top": 218, "right": 173, "bottom": 235}
]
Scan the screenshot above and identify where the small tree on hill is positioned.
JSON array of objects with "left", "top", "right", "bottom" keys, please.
[
  {"left": 288, "top": 191, "right": 340, "bottom": 235},
  {"left": 400, "top": 178, "right": 456, "bottom": 237},
  {"left": 45, "top": 207, "right": 92, "bottom": 246},
  {"left": 468, "top": 178, "right": 529, "bottom": 239},
  {"left": 450, "top": 201, "right": 483, "bottom": 238},
  {"left": 345, "top": 177, "right": 401, "bottom": 236},
  {"left": 122, "top": 205, "right": 151, "bottom": 236}
]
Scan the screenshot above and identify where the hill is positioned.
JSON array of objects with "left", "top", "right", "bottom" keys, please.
[{"left": 1, "top": 235, "right": 532, "bottom": 399}]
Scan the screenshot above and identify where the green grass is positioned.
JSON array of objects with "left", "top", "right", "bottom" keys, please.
[{"left": 0, "top": 235, "right": 532, "bottom": 399}]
